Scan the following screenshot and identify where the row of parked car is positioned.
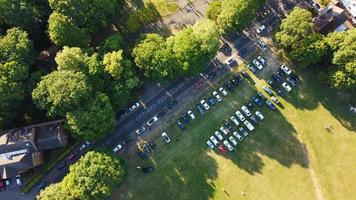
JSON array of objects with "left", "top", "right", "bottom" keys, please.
[
  {"left": 247, "top": 55, "right": 267, "bottom": 73},
  {"left": 207, "top": 105, "right": 266, "bottom": 153}
]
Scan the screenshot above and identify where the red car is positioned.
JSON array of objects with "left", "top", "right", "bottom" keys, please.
[{"left": 218, "top": 145, "right": 228, "bottom": 154}]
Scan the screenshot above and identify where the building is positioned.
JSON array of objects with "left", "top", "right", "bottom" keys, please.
[
  {"left": 0, "top": 120, "right": 67, "bottom": 179},
  {"left": 340, "top": 0, "right": 356, "bottom": 24},
  {"left": 313, "top": 1, "right": 348, "bottom": 34}
]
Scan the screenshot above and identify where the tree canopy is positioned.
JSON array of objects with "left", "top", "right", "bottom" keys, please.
[
  {"left": 206, "top": 0, "right": 222, "bottom": 21},
  {"left": 38, "top": 151, "right": 125, "bottom": 200}
]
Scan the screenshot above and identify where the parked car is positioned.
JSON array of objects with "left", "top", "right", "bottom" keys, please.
[
  {"left": 235, "top": 110, "right": 246, "bottom": 121},
  {"left": 257, "top": 55, "right": 266, "bottom": 65},
  {"left": 208, "top": 71, "right": 216, "bottom": 80},
  {"left": 258, "top": 39, "right": 268, "bottom": 50},
  {"left": 276, "top": 88, "right": 286, "bottom": 97},
  {"left": 224, "top": 82, "right": 234, "bottom": 91},
  {"left": 157, "top": 109, "right": 167, "bottom": 117},
  {"left": 167, "top": 99, "right": 178, "bottom": 109},
  {"left": 36, "top": 181, "right": 46, "bottom": 191},
  {"left": 267, "top": 79, "right": 278, "bottom": 89},
  {"left": 206, "top": 140, "right": 215, "bottom": 149},
  {"left": 200, "top": 99, "right": 210, "bottom": 110},
  {"left": 244, "top": 120, "right": 255, "bottom": 131},
  {"left": 129, "top": 102, "right": 140, "bottom": 111},
  {"left": 239, "top": 127, "right": 249, "bottom": 137},
  {"left": 142, "top": 167, "right": 154, "bottom": 174},
  {"left": 246, "top": 101, "right": 254, "bottom": 109},
  {"left": 135, "top": 127, "right": 146, "bottom": 135},
  {"left": 219, "top": 126, "right": 229, "bottom": 135},
  {"left": 250, "top": 115, "right": 258, "bottom": 124},
  {"left": 233, "top": 131, "right": 243, "bottom": 141},
  {"left": 218, "top": 145, "right": 228, "bottom": 154},
  {"left": 176, "top": 118, "right": 185, "bottom": 130},
  {"left": 229, "top": 78, "right": 238, "bottom": 86},
  {"left": 161, "top": 132, "right": 171, "bottom": 143},
  {"left": 219, "top": 87, "right": 228, "bottom": 96},
  {"left": 67, "top": 152, "right": 78, "bottom": 162},
  {"left": 272, "top": 74, "right": 282, "bottom": 83},
  {"left": 240, "top": 70, "right": 250, "bottom": 79},
  {"left": 210, "top": 136, "right": 219, "bottom": 146},
  {"left": 225, "top": 57, "right": 238, "bottom": 67},
  {"left": 196, "top": 104, "right": 205, "bottom": 115},
  {"left": 286, "top": 76, "right": 297, "bottom": 86},
  {"left": 183, "top": 113, "right": 190, "bottom": 123},
  {"left": 247, "top": 64, "right": 257, "bottom": 73},
  {"left": 255, "top": 111, "right": 264, "bottom": 120},
  {"left": 256, "top": 24, "right": 266, "bottom": 34},
  {"left": 57, "top": 161, "right": 66, "bottom": 171},
  {"left": 215, "top": 131, "right": 224, "bottom": 140},
  {"left": 253, "top": 59, "right": 263, "bottom": 70},
  {"left": 235, "top": 73, "right": 243, "bottom": 82},
  {"left": 241, "top": 106, "right": 251, "bottom": 116},
  {"left": 253, "top": 96, "right": 263, "bottom": 106},
  {"left": 238, "top": 48, "right": 247, "bottom": 56},
  {"left": 271, "top": 96, "right": 280, "bottom": 104},
  {"left": 15, "top": 175, "right": 22, "bottom": 185},
  {"left": 79, "top": 141, "right": 90, "bottom": 151},
  {"left": 229, "top": 136, "right": 238, "bottom": 146},
  {"left": 262, "top": 86, "right": 273, "bottom": 96},
  {"left": 206, "top": 96, "right": 216, "bottom": 106},
  {"left": 280, "top": 64, "right": 292, "bottom": 75},
  {"left": 147, "top": 116, "right": 158, "bottom": 126},
  {"left": 290, "top": 73, "right": 300, "bottom": 82},
  {"left": 266, "top": 100, "right": 277, "bottom": 110},
  {"left": 223, "top": 140, "right": 234, "bottom": 151},
  {"left": 224, "top": 120, "right": 233, "bottom": 131},
  {"left": 276, "top": 68, "right": 286, "bottom": 77},
  {"left": 187, "top": 110, "right": 196, "bottom": 120},
  {"left": 257, "top": 92, "right": 267, "bottom": 101},
  {"left": 230, "top": 116, "right": 240, "bottom": 126},
  {"left": 212, "top": 91, "right": 222, "bottom": 102},
  {"left": 113, "top": 144, "right": 123, "bottom": 153},
  {"left": 282, "top": 82, "right": 292, "bottom": 92}
]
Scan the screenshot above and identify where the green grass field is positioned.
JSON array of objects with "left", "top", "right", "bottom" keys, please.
[{"left": 112, "top": 67, "right": 356, "bottom": 200}]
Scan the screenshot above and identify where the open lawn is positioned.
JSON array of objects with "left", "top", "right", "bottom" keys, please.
[
  {"left": 145, "top": 0, "right": 179, "bottom": 17},
  {"left": 112, "top": 66, "right": 356, "bottom": 200}
]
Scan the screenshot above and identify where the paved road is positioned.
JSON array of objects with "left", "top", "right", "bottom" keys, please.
[{"left": 2, "top": 0, "right": 313, "bottom": 199}]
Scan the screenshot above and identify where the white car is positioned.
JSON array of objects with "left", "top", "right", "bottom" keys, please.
[
  {"left": 113, "top": 144, "right": 122, "bottom": 153},
  {"left": 229, "top": 136, "right": 238, "bottom": 146},
  {"left": 79, "top": 141, "right": 90, "bottom": 151},
  {"left": 282, "top": 82, "right": 292, "bottom": 92},
  {"left": 258, "top": 40, "right": 268, "bottom": 50},
  {"left": 233, "top": 131, "right": 243, "bottom": 141},
  {"left": 235, "top": 111, "right": 245, "bottom": 121},
  {"left": 219, "top": 127, "right": 229, "bottom": 135},
  {"left": 212, "top": 91, "right": 222, "bottom": 102},
  {"left": 257, "top": 55, "right": 266, "bottom": 66},
  {"left": 206, "top": 140, "right": 215, "bottom": 149},
  {"left": 230, "top": 116, "right": 240, "bottom": 126},
  {"left": 210, "top": 136, "right": 219, "bottom": 146},
  {"left": 200, "top": 99, "right": 210, "bottom": 110},
  {"left": 187, "top": 110, "right": 196, "bottom": 120},
  {"left": 147, "top": 116, "right": 158, "bottom": 126},
  {"left": 219, "top": 87, "right": 228, "bottom": 96},
  {"left": 280, "top": 65, "right": 292, "bottom": 75},
  {"left": 129, "top": 102, "right": 140, "bottom": 111},
  {"left": 15, "top": 175, "right": 22, "bottom": 185},
  {"left": 241, "top": 106, "right": 251, "bottom": 117},
  {"left": 271, "top": 96, "right": 280, "bottom": 104},
  {"left": 244, "top": 120, "right": 255, "bottom": 131},
  {"left": 223, "top": 140, "right": 234, "bottom": 151},
  {"left": 215, "top": 131, "right": 224, "bottom": 140},
  {"left": 255, "top": 111, "right": 264, "bottom": 120},
  {"left": 161, "top": 132, "right": 171, "bottom": 143},
  {"left": 256, "top": 24, "right": 266, "bottom": 34},
  {"left": 135, "top": 127, "right": 146, "bottom": 135},
  {"left": 252, "top": 59, "right": 263, "bottom": 70}
]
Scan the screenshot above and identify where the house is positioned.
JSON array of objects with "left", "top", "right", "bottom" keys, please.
[
  {"left": 340, "top": 0, "right": 356, "bottom": 24},
  {"left": 313, "top": 1, "right": 348, "bottom": 34},
  {"left": 0, "top": 120, "right": 67, "bottom": 179}
]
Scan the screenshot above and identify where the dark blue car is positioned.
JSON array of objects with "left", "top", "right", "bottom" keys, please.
[
  {"left": 272, "top": 74, "right": 282, "bottom": 83},
  {"left": 253, "top": 97, "right": 263, "bottom": 106}
]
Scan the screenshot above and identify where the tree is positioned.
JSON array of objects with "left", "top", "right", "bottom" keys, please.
[
  {"left": 0, "top": 0, "right": 39, "bottom": 34},
  {"left": 32, "top": 70, "right": 91, "bottom": 117},
  {"left": 48, "top": 12, "right": 90, "bottom": 47},
  {"left": 103, "top": 50, "right": 131, "bottom": 79},
  {"left": 206, "top": 0, "right": 222, "bottom": 20},
  {"left": 37, "top": 183, "right": 73, "bottom": 200},
  {"left": 217, "top": 0, "right": 265, "bottom": 33},
  {"left": 275, "top": 7, "right": 314, "bottom": 51},
  {"left": 99, "top": 33, "right": 124, "bottom": 55},
  {"left": 60, "top": 151, "right": 125, "bottom": 200},
  {"left": 192, "top": 20, "right": 221, "bottom": 58},
  {"left": 55, "top": 47, "right": 89, "bottom": 72},
  {"left": 0, "top": 28, "right": 34, "bottom": 64},
  {"left": 65, "top": 93, "right": 115, "bottom": 140}
]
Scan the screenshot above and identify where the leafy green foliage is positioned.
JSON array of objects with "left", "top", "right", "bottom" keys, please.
[
  {"left": 217, "top": 0, "right": 265, "bottom": 33},
  {"left": 48, "top": 12, "right": 90, "bottom": 47},
  {"left": 38, "top": 151, "right": 125, "bottom": 200},
  {"left": 126, "top": 3, "right": 160, "bottom": 33},
  {"left": 55, "top": 47, "right": 89, "bottom": 72},
  {"left": 65, "top": 93, "right": 115, "bottom": 140},
  {"left": 206, "top": 0, "right": 222, "bottom": 20},
  {"left": 275, "top": 7, "right": 314, "bottom": 51},
  {"left": 32, "top": 70, "right": 91, "bottom": 117},
  {"left": 99, "top": 33, "right": 124, "bottom": 55}
]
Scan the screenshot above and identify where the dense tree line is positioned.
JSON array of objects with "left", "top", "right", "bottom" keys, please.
[
  {"left": 37, "top": 151, "right": 125, "bottom": 200},
  {"left": 274, "top": 7, "right": 355, "bottom": 90},
  {"left": 133, "top": 20, "right": 221, "bottom": 82}
]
